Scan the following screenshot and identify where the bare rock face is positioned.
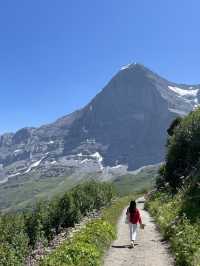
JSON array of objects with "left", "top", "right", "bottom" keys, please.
[
  {"left": 0, "top": 63, "right": 200, "bottom": 184},
  {"left": 63, "top": 64, "right": 200, "bottom": 169}
]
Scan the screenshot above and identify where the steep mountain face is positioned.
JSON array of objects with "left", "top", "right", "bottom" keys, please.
[
  {"left": 0, "top": 110, "right": 83, "bottom": 183},
  {"left": 0, "top": 63, "right": 200, "bottom": 184},
  {"left": 64, "top": 64, "right": 200, "bottom": 169}
]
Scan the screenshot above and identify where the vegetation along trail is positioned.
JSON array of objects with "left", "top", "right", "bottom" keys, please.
[{"left": 104, "top": 197, "right": 174, "bottom": 266}]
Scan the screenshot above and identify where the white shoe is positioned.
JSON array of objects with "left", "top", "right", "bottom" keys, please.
[{"left": 130, "top": 241, "right": 134, "bottom": 248}]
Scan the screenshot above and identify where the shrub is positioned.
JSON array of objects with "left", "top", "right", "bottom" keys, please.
[
  {"left": 171, "top": 218, "right": 200, "bottom": 266},
  {"left": 146, "top": 190, "right": 200, "bottom": 266},
  {"left": 0, "top": 180, "right": 115, "bottom": 264},
  {"left": 155, "top": 165, "right": 167, "bottom": 189},
  {"left": 0, "top": 213, "right": 29, "bottom": 265},
  {"left": 40, "top": 217, "right": 116, "bottom": 266},
  {"left": 40, "top": 195, "right": 133, "bottom": 266},
  {"left": 164, "top": 108, "right": 200, "bottom": 189},
  {"left": 24, "top": 201, "right": 51, "bottom": 247},
  {"left": 71, "top": 181, "right": 115, "bottom": 216},
  {"left": 167, "top": 116, "right": 182, "bottom": 137},
  {"left": 48, "top": 194, "right": 81, "bottom": 235}
]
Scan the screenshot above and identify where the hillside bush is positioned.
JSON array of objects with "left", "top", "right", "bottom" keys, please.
[
  {"left": 71, "top": 181, "right": 114, "bottom": 216},
  {"left": 163, "top": 108, "right": 200, "bottom": 189},
  {"left": 0, "top": 213, "right": 29, "bottom": 266},
  {"left": 40, "top": 195, "right": 133, "bottom": 266},
  {"left": 0, "top": 180, "right": 115, "bottom": 265},
  {"left": 146, "top": 190, "right": 200, "bottom": 266},
  {"left": 148, "top": 105, "right": 200, "bottom": 266},
  {"left": 40, "top": 220, "right": 114, "bottom": 266}
]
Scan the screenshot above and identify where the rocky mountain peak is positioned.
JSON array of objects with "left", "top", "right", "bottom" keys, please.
[
  {"left": 120, "top": 62, "right": 146, "bottom": 70},
  {"left": 1, "top": 64, "right": 200, "bottom": 185}
]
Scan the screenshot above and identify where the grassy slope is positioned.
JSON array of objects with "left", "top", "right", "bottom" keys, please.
[
  {"left": 0, "top": 174, "right": 76, "bottom": 212},
  {"left": 0, "top": 164, "right": 159, "bottom": 212},
  {"left": 113, "top": 165, "right": 159, "bottom": 196}
]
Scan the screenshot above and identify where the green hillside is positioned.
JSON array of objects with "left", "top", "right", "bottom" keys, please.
[
  {"left": 113, "top": 164, "right": 159, "bottom": 196},
  {"left": 0, "top": 181, "right": 115, "bottom": 266},
  {"left": 0, "top": 171, "right": 104, "bottom": 212},
  {"left": 0, "top": 163, "right": 158, "bottom": 212},
  {"left": 0, "top": 173, "right": 76, "bottom": 212},
  {"left": 146, "top": 108, "right": 200, "bottom": 266}
]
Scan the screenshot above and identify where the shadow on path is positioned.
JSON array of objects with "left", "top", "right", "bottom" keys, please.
[
  {"left": 111, "top": 245, "right": 130, "bottom": 249},
  {"left": 112, "top": 244, "right": 139, "bottom": 249}
]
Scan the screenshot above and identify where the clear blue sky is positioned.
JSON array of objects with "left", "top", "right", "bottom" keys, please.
[{"left": 0, "top": 0, "right": 200, "bottom": 134}]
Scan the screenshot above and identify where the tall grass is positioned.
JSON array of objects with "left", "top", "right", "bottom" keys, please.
[{"left": 146, "top": 189, "right": 200, "bottom": 266}]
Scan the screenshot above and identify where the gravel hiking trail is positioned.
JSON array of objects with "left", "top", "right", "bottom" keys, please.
[{"left": 104, "top": 197, "right": 174, "bottom": 266}]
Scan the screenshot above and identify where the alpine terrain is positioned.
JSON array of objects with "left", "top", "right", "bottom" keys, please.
[{"left": 0, "top": 63, "right": 199, "bottom": 209}]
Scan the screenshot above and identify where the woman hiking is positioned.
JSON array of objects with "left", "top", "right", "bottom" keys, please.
[{"left": 126, "top": 200, "right": 143, "bottom": 248}]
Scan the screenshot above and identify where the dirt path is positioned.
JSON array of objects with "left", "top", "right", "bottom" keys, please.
[{"left": 104, "top": 197, "right": 174, "bottom": 266}]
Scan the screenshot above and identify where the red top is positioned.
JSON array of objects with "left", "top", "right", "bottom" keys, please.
[{"left": 127, "top": 208, "right": 142, "bottom": 224}]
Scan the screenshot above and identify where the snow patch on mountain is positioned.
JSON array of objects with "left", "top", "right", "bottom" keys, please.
[
  {"left": 0, "top": 177, "right": 8, "bottom": 184},
  {"left": 167, "top": 86, "right": 199, "bottom": 114},
  {"left": 120, "top": 62, "right": 138, "bottom": 70},
  {"left": 90, "top": 152, "right": 103, "bottom": 162},
  {"left": 154, "top": 81, "right": 200, "bottom": 116},
  {"left": 14, "top": 149, "right": 23, "bottom": 154},
  {"left": 50, "top": 160, "right": 57, "bottom": 165},
  {"left": 8, "top": 172, "right": 21, "bottom": 178},
  {"left": 80, "top": 159, "right": 91, "bottom": 164},
  {"left": 120, "top": 64, "right": 132, "bottom": 70},
  {"left": 111, "top": 164, "right": 123, "bottom": 169},
  {"left": 90, "top": 152, "right": 103, "bottom": 170},
  {"left": 168, "top": 86, "right": 199, "bottom": 97},
  {"left": 168, "top": 108, "right": 188, "bottom": 116},
  {"left": 25, "top": 157, "right": 44, "bottom": 173}
]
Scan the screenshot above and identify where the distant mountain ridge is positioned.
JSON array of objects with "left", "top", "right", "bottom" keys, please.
[{"left": 0, "top": 63, "right": 200, "bottom": 184}]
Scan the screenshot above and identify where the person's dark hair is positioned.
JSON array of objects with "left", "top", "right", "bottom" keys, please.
[{"left": 129, "top": 200, "right": 136, "bottom": 213}]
